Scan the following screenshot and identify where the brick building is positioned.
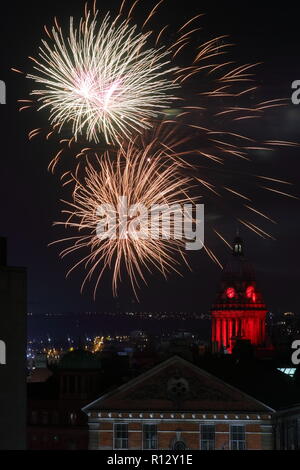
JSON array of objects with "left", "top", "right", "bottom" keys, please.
[
  {"left": 27, "top": 349, "right": 101, "bottom": 450},
  {"left": 83, "top": 356, "right": 274, "bottom": 450}
]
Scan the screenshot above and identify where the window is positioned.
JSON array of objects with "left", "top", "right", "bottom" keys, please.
[
  {"left": 31, "top": 411, "right": 38, "bottom": 425},
  {"left": 69, "top": 375, "right": 75, "bottom": 394},
  {"left": 69, "top": 412, "right": 77, "bottom": 425},
  {"left": 230, "top": 425, "right": 246, "bottom": 450},
  {"left": 277, "top": 368, "right": 297, "bottom": 378},
  {"left": 41, "top": 411, "right": 48, "bottom": 425},
  {"left": 201, "top": 424, "right": 215, "bottom": 450},
  {"left": 114, "top": 424, "right": 128, "bottom": 449},
  {"left": 68, "top": 440, "right": 77, "bottom": 450},
  {"left": 143, "top": 424, "right": 157, "bottom": 450},
  {"left": 52, "top": 411, "right": 59, "bottom": 425}
]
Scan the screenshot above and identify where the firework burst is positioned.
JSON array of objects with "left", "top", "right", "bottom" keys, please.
[
  {"left": 19, "top": 0, "right": 295, "bottom": 179},
  {"left": 51, "top": 137, "right": 199, "bottom": 298},
  {"left": 26, "top": 8, "right": 178, "bottom": 145}
]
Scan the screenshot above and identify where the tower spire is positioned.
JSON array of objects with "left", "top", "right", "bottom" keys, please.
[{"left": 212, "top": 233, "right": 268, "bottom": 354}]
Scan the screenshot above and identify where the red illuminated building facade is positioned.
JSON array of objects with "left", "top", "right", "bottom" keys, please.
[{"left": 212, "top": 236, "right": 268, "bottom": 353}]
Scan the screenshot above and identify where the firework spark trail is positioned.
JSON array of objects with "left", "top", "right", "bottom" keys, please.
[{"left": 51, "top": 138, "right": 199, "bottom": 298}]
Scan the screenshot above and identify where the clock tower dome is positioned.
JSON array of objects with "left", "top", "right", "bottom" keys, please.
[{"left": 211, "top": 235, "right": 268, "bottom": 353}]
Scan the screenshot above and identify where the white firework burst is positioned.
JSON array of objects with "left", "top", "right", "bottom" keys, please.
[{"left": 27, "top": 9, "right": 179, "bottom": 144}]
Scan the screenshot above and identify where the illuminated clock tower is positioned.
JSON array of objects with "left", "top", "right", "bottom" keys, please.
[{"left": 211, "top": 236, "right": 268, "bottom": 353}]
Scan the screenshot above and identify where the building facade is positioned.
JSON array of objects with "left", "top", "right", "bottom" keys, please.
[
  {"left": 83, "top": 356, "right": 274, "bottom": 450},
  {"left": 274, "top": 406, "right": 300, "bottom": 450},
  {"left": 27, "top": 349, "right": 101, "bottom": 450},
  {"left": 0, "top": 237, "right": 27, "bottom": 450}
]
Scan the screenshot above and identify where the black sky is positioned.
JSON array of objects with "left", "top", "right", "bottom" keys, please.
[{"left": 0, "top": 0, "right": 300, "bottom": 316}]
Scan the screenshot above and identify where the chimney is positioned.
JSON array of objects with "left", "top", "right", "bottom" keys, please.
[{"left": 0, "top": 237, "right": 7, "bottom": 266}]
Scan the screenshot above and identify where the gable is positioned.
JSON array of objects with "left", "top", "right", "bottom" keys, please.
[{"left": 83, "top": 356, "right": 273, "bottom": 413}]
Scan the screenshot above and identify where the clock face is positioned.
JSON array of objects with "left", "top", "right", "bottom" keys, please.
[
  {"left": 226, "top": 287, "right": 236, "bottom": 299},
  {"left": 246, "top": 286, "right": 254, "bottom": 298},
  {"left": 246, "top": 285, "right": 256, "bottom": 302}
]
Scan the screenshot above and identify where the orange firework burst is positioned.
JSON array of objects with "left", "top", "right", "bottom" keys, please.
[{"left": 51, "top": 136, "right": 200, "bottom": 298}]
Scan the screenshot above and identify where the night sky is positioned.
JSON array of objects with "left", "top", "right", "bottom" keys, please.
[{"left": 0, "top": 1, "right": 300, "bottom": 316}]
